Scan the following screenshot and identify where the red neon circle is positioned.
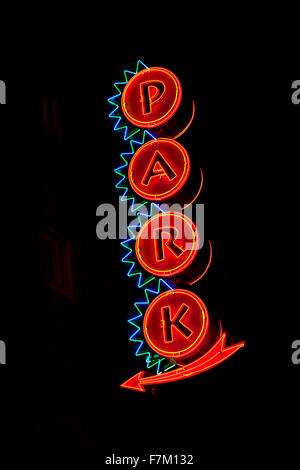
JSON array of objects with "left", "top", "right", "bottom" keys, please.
[
  {"left": 135, "top": 212, "right": 199, "bottom": 277},
  {"left": 121, "top": 67, "right": 182, "bottom": 128},
  {"left": 143, "top": 289, "right": 209, "bottom": 360},
  {"left": 128, "top": 138, "right": 190, "bottom": 201}
]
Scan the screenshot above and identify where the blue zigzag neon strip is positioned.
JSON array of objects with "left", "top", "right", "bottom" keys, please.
[
  {"left": 120, "top": 203, "right": 168, "bottom": 288},
  {"left": 108, "top": 60, "right": 149, "bottom": 141},
  {"left": 114, "top": 129, "right": 155, "bottom": 214}
]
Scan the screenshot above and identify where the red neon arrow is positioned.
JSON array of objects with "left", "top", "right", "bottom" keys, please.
[{"left": 121, "top": 333, "right": 245, "bottom": 392}]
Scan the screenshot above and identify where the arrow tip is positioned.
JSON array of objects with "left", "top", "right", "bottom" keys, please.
[{"left": 121, "top": 371, "right": 147, "bottom": 392}]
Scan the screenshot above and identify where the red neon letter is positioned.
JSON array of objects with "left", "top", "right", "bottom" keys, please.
[
  {"left": 140, "top": 81, "right": 166, "bottom": 115},
  {"left": 162, "top": 304, "right": 193, "bottom": 343},
  {"left": 129, "top": 139, "right": 190, "bottom": 202},
  {"left": 154, "top": 227, "right": 184, "bottom": 262}
]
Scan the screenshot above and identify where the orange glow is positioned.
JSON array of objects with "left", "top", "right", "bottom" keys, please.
[
  {"left": 187, "top": 240, "right": 213, "bottom": 285},
  {"left": 173, "top": 100, "right": 196, "bottom": 140},
  {"left": 180, "top": 168, "right": 203, "bottom": 210}
]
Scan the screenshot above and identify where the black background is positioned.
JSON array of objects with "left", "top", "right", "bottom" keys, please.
[{"left": 0, "top": 42, "right": 299, "bottom": 461}]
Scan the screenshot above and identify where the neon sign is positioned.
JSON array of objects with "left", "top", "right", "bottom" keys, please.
[{"left": 108, "top": 61, "right": 245, "bottom": 392}]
